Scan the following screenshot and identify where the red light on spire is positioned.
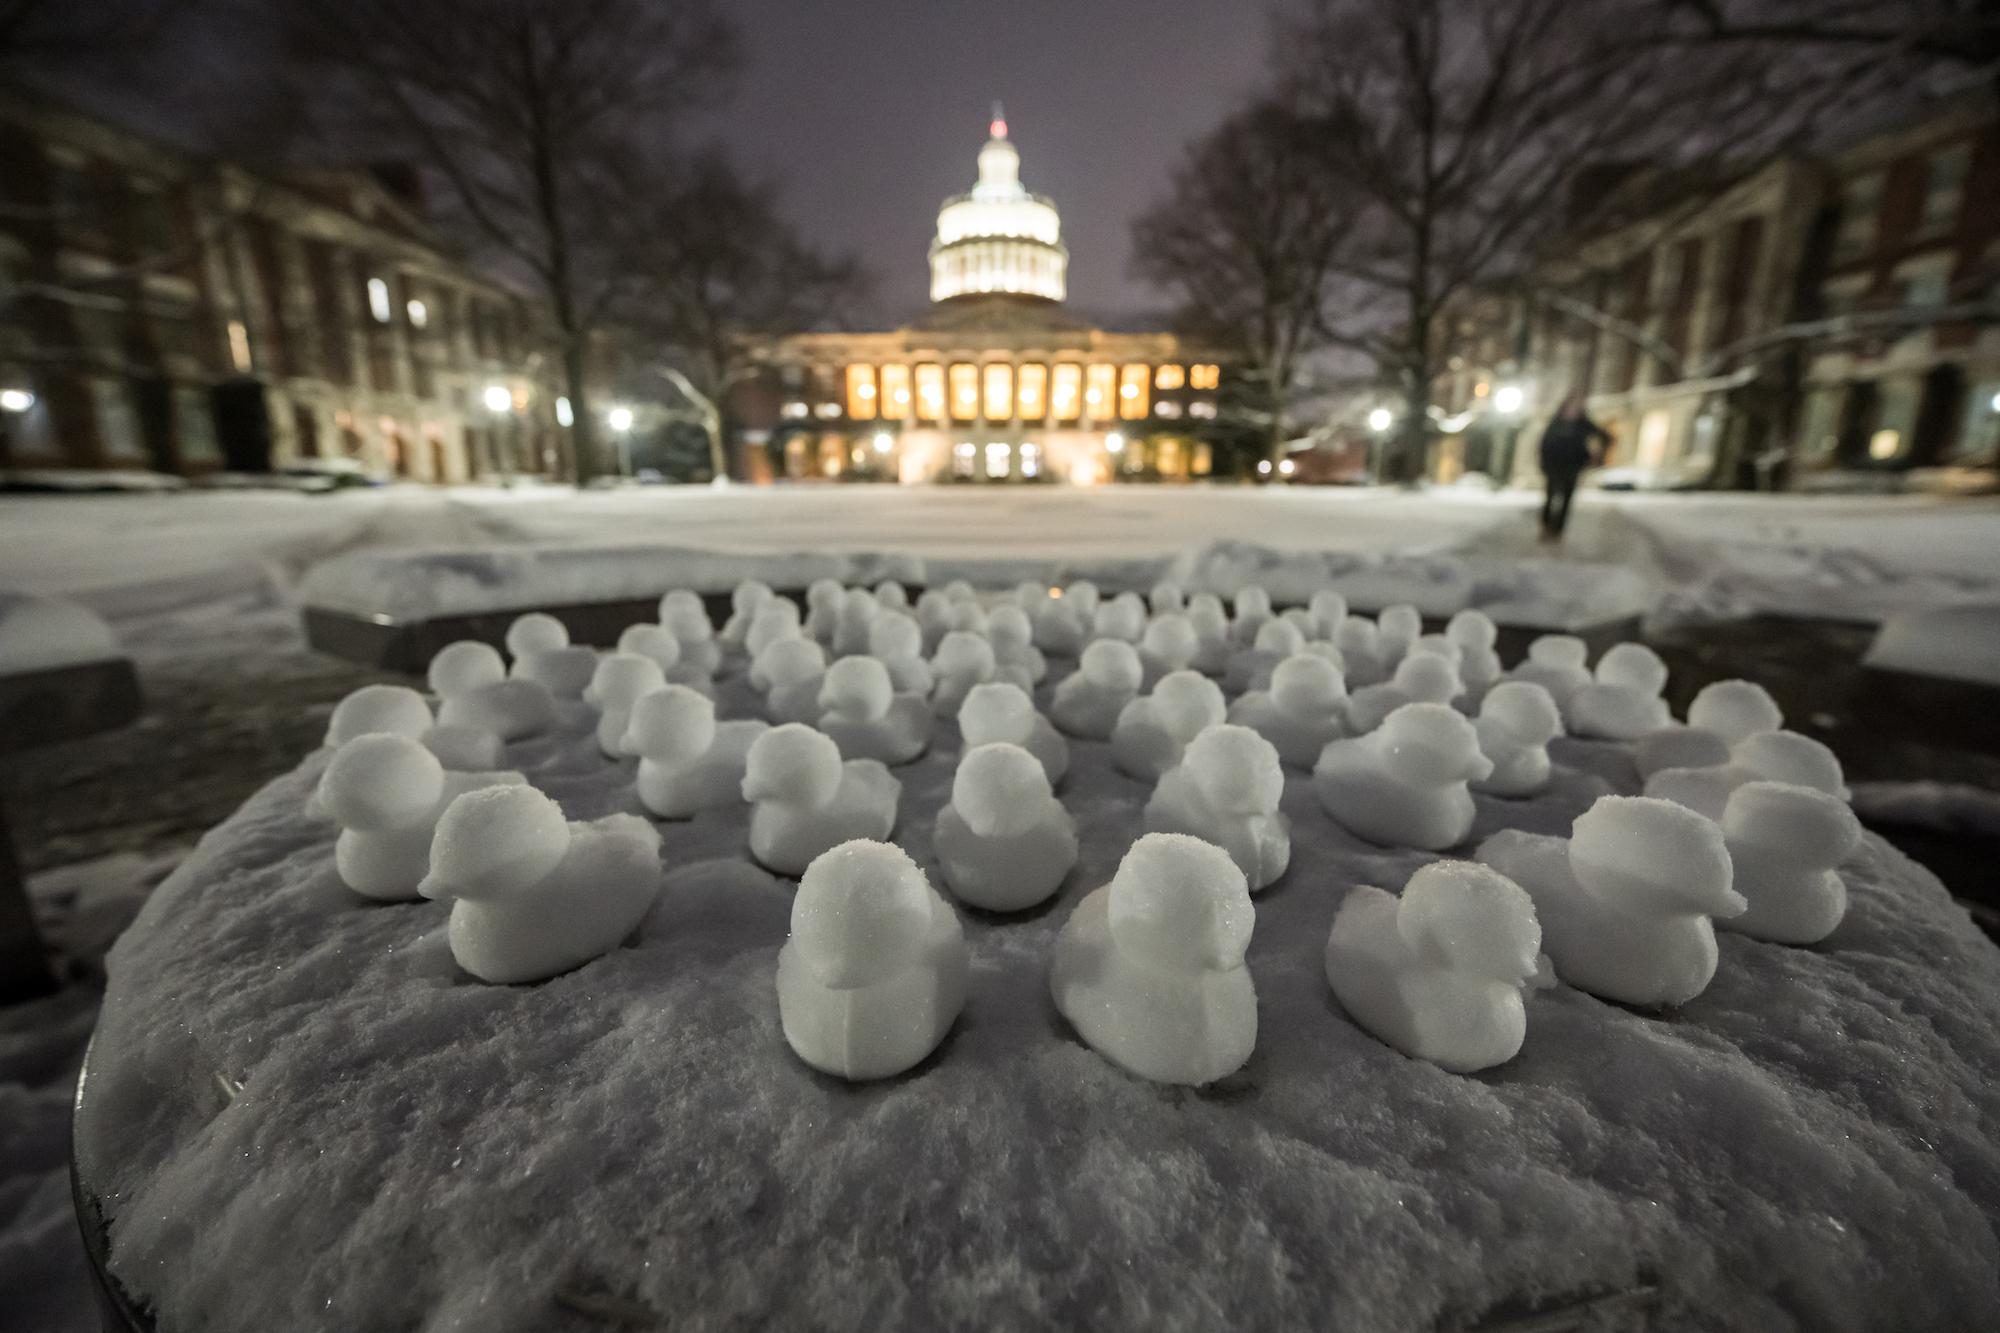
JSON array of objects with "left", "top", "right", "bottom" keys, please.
[{"left": 990, "top": 99, "right": 1007, "bottom": 139}]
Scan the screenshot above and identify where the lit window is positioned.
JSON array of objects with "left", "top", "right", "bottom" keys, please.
[
  {"left": 814, "top": 402, "right": 841, "bottom": 419},
  {"left": 1017, "top": 363, "right": 1046, "bottom": 419},
  {"left": 950, "top": 364, "right": 979, "bottom": 421},
  {"left": 556, "top": 397, "right": 574, "bottom": 427},
  {"left": 407, "top": 299, "right": 428, "bottom": 328},
  {"left": 1021, "top": 441, "right": 1041, "bottom": 477},
  {"left": 1868, "top": 429, "right": 1901, "bottom": 460},
  {"left": 985, "top": 441, "right": 1010, "bottom": 478},
  {"left": 1051, "top": 364, "right": 1082, "bottom": 422},
  {"left": 1188, "top": 401, "right": 1217, "bottom": 419},
  {"left": 1154, "top": 364, "right": 1184, "bottom": 390},
  {"left": 846, "top": 364, "right": 878, "bottom": 420},
  {"left": 366, "top": 277, "right": 392, "bottom": 324},
  {"left": 782, "top": 401, "right": 809, "bottom": 419},
  {"left": 1119, "top": 364, "right": 1150, "bottom": 419},
  {"left": 1155, "top": 400, "right": 1183, "bottom": 419},
  {"left": 1189, "top": 364, "right": 1220, "bottom": 390},
  {"left": 952, "top": 440, "right": 976, "bottom": 478},
  {"left": 226, "top": 319, "right": 252, "bottom": 373},
  {"left": 881, "top": 363, "right": 911, "bottom": 414},
  {"left": 1085, "top": 364, "right": 1115, "bottom": 416},
  {"left": 984, "top": 363, "right": 1013, "bottom": 421},
  {"left": 915, "top": 364, "right": 945, "bottom": 423}
]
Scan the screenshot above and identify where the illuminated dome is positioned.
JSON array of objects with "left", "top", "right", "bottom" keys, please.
[{"left": 929, "top": 104, "right": 1068, "bottom": 303}]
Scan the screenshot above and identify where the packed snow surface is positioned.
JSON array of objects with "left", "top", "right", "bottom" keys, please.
[
  {"left": 75, "top": 599, "right": 2000, "bottom": 1332},
  {"left": 0, "top": 591, "right": 121, "bottom": 674}
]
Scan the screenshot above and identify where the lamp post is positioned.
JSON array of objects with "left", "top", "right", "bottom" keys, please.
[
  {"left": 1492, "top": 382, "right": 1527, "bottom": 483},
  {"left": 607, "top": 404, "right": 635, "bottom": 478}
]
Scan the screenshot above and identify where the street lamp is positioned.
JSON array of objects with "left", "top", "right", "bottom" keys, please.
[
  {"left": 1278, "top": 458, "right": 1296, "bottom": 477},
  {"left": 482, "top": 384, "right": 513, "bottom": 413},
  {"left": 1257, "top": 458, "right": 1273, "bottom": 476},
  {"left": 0, "top": 388, "right": 33, "bottom": 413},
  {"left": 1367, "top": 407, "right": 1393, "bottom": 433},
  {"left": 607, "top": 405, "right": 635, "bottom": 433},
  {"left": 555, "top": 396, "right": 574, "bottom": 428},
  {"left": 872, "top": 431, "right": 894, "bottom": 454},
  {"left": 1493, "top": 383, "right": 1525, "bottom": 416},
  {"left": 1104, "top": 432, "right": 1124, "bottom": 454}
]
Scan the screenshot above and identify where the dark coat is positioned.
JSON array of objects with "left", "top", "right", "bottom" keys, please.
[{"left": 1539, "top": 413, "right": 1610, "bottom": 474}]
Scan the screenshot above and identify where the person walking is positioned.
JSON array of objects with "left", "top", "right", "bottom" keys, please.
[{"left": 1537, "top": 394, "right": 1609, "bottom": 541}]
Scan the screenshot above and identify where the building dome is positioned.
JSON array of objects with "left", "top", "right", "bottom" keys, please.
[{"left": 929, "top": 104, "right": 1067, "bottom": 303}]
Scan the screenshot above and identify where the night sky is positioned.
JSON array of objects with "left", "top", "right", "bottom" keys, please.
[{"left": 701, "top": 0, "right": 1272, "bottom": 321}]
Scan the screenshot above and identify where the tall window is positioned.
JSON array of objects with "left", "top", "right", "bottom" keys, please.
[
  {"left": 366, "top": 276, "right": 392, "bottom": 324},
  {"left": 1051, "top": 364, "right": 1082, "bottom": 421},
  {"left": 949, "top": 364, "right": 979, "bottom": 421},
  {"left": 846, "top": 364, "right": 878, "bottom": 420},
  {"left": 915, "top": 364, "right": 945, "bottom": 422},
  {"left": 880, "top": 363, "right": 911, "bottom": 417},
  {"left": 1920, "top": 144, "right": 1971, "bottom": 236},
  {"left": 1833, "top": 172, "right": 1882, "bottom": 261},
  {"left": 1017, "top": 363, "right": 1047, "bottom": 420},
  {"left": 1118, "top": 364, "right": 1150, "bottom": 419},
  {"left": 1188, "top": 364, "right": 1221, "bottom": 390},
  {"left": 1084, "top": 364, "right": 1116, "bottom": 419},
  {"left": 1154, "top": 364, "right": 1185, "bottom": 390},
  {"left": 983, "top": 363, "right": 1013, "bottom": 421}
]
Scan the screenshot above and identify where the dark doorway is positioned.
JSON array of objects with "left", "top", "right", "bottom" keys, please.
[
  {"left": 211, "top": 377, "right": 273, "bottom": 472},
  {"left": 1912, "top": 364, "right": 1963, "bottom": 466},
  {"left": 131, "top": 376, "right": 175, "bottom": 472},
  {"left": 293, "top": 403, "right": 320, "bottom": 459},
  {"left": 1834, "top": 381, "right": 1879, "bottom": 467}
]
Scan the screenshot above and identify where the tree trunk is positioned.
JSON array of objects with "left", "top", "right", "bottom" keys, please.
[
  {"left": 706, "top": 405, "right": 730, "bottom": 482},
  {"left": 564, "top": 337, "right": 598, "bottom": 486}
]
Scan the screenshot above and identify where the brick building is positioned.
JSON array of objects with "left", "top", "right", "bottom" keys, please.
[{"left": 0, "top": 90, "right": 562, "bottom": 483}]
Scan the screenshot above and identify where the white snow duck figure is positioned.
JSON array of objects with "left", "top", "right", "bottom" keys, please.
[
  {"left": 1344, "top": 650, "right": 1466, "bottom": 735},
  {"left": 1230, "top": 585, "right": 1275, "bottom": 646},
  {"left": 717, "top": 578, "right": 775, "bottom": 650},
  {"left": 616, "top": 622, "right": 682, "bottom": 675},
  {"left": 659, "top": 600, "right": 722, "bottom": 681},
  {"left": 1333, "top": 617, "right": 1387, "bottom": 687},
  {"left": 1112, "top": 670, "right": 1227, "bottom": 781},
  {"left": 741, "top": 723, "right": 900, "bottom": 876},
  {"left": 1635, "top": 679, "right": 1784, "bottom": 780},
  {"left": 1645, "top": 728, "right": 1847, "bottom": 822},
  {"left": 1051, "top": 638, "right": 1143, "bottom": 740},
  {"left": 584, "top": 652, "right": 667, "bottom": 757},
  {"left": 1471, "top": 681, "right": 1564, "bottom": 798},
  {"left": 1031, "top": 588, "right": 1088, "bottom": 657},
  {"left": 1050, "top": 832, "right": 1257, "bottom": 1086},
  {"left": 803, "top": 577, "right": 845, "bottom": 646},
  {"left": 1185, "top": 599, "right": 1234, "bottom": 675},
  {"left": 1507, "top": 634, "right": 1592, "bottom": 709},
  {"left": 1477, "top": 794, "right": 1745, "bottom": 1008},
  {"left": 1092, "top": 592, "right": 1148, "bottom": 645},
  {"left": 933, "top": 743, "right": 1079, "bottom": 911},
  {"left": 777, "top": 839, "right": 968, "bottom": 1080},
  {"left": 1445, "top": 610, "right": 1504, "bottom": 703},
  {"left": 418, "top": 784, "right": 661, "bottom": 985},
  {"left": 1149, "top": 580, "right": 1185, "bottom": 615},
  {"left": 745, "top": 600, "right": 804, "bottom": 670},
  {"left": 1308, "top": 589, "right": 1348, "bottom": 640},
  {"left": 1224, "top": 618, "right": 1305, "bottom": 694},
  {"left": 316, "top": 733, "right": 523, "bottom": 900},
  {"left": 986, "top": 604, "right": 1048, "bottom": 684},
  {"left": 326, "top": 681, "right": 433, "bottom": 748},
  {"left": 1376, "top": 604, "right": 1423, "bottom": 665},
  {"left": 831, "top": 588, "right": 881, "bottom": 658},
  {"left": 507, "top": 611, "right": 597, "bottom": 700},
  {"left": 429, "top": 641, "right": 555, "bottom": 743},
  {"left": 1565, "top": 642, "right": 1673, "bottom": 740},
  {"left": 1324, "top": 860, "right": 1546, "bottom": 1073},
  {"left": 622, "top": 685, "right": 767, "bottom": 819},
  {"left": 929, "top": 630, "right": 1003, "bottom": 718},
  {"left": 817, "top": 656, "right": 932, "bottom": 765},
  {"left": 1228, "top": 652, "right": 1348, "bottom": 770},
  {"left": 1143, "top": 724, "right": 1292, "bottom": 891},
  {"left": 1139, "top": 612, "right": 1199, "bottom": 681},
  {"left": 957, "top": 681, "right": 1069, "bottom": 786},
  {"left": 1715, "top": 780, "right": 1861, "bottom": 945},
  {"left": 1314, "top": 702, "right": 1492, "bottom": 851},
  {"left": 867, "top": 612, "right": 934, "bottom": 696},
  {"left": 759, "top": 636, "right": 828, "bottom": 726}
]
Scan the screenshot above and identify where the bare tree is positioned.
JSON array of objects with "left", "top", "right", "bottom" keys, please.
[
  {"left": 1132, "top": 99, "right": 1352, "bottom": 469},
  {"left": 291, "top": 0, "right": 736, "bottom": 486},
  {"left": 1275, "top": 0, "right": 1787, "bottom": 482},
  {"left": 1656, "top": 0, "right": 2000, "bottom": 69},
  {"left": 619, "top": 152, "right": 866, "bottom": 482}
]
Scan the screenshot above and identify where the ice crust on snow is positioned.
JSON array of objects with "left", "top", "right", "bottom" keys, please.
[{"left": 71, "top": 570, "right": 2000, "bottom": 1333}]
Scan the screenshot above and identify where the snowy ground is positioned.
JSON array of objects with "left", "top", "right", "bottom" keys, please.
[{"left": 4, "top": 481, "right": 2000, "bottom": 1332}]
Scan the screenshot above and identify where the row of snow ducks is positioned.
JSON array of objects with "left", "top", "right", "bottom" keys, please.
[{"left": 313, "top": 576, "right": 1861, "bottom": 1085}]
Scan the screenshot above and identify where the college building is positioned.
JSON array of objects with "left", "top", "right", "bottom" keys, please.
[
  {"left": 726, "top": 107, "right": 1231, "bottom": 485},
  {"left": 0, "top": 89, "right": 563, "bottom": 483},
  {"left": 1420, "top": 86, "right": 2000, "bottom": 491}
]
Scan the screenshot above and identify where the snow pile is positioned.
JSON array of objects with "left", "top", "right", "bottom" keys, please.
[
  {"left": 1863, "top": 602, "right": 2000, "bottom": 687},
  {"left": 70, "top": 581, "right": 2000, "bottom": 1333},
  {"left": 0, "top": 591, "right": 121, "bottom": 675}
]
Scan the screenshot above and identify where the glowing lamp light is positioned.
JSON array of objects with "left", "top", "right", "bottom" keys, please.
[
  {"left": 1120, "top": 382, "right": 1138, "bottom": 399},
  {"left": 1279, "top": 458, "right": 1297, "bottom": 476},
  {"left": 0, "top": 388, "right": 34, "bottom": 412},
  {"left": 1367, "top": 407, "right": 1394, "bottom": 433},
  {"left": 872, "top": 432, "right": 894, "bottom": 454},
  {"left": 1104, "top": 432, "right": 1125, "bottom": 455},
  {"left": 607, "top": 405, "right": 635, "bottom": 432},
  {"left": 1990, "top": 391, "right": 2000, "bottom": 413},
  {"left": 857, "top": 382, "right": 876, "bottom": 399},
  {"left": 1493, "top": 384, "right": 1525, "bottom": 415},
  {"left": 482, "top": 384, "right": 514, "bottom": 413},
  {"left": 1257, "top": 459, "right": 1273, "bottom": 475},
  {"left": 556, "top": 397, "right": 574, "bottom": 427}
]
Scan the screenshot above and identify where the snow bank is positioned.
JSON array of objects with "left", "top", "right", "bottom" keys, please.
[
  {"left": 76, "top": 654, "right": 2000, "bottom": 1332},
  {"left": 1862, "top": 603, "right": 2000, "bottom": 687},
  {"left": 0, "top": 591, "right": 122, "bottom": 675}
]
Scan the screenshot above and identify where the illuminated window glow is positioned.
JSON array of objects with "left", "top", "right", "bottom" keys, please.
[
  {"left": 915, "top": 364, "right": 945, "bottom": 422},
  {"left": 1154, "top": 364, "right": 1184, "bottom": 390},
  {"left": 845, "top": 364, "right": 878, "bottom": 420},
  {"left": 407, "top": 299, "right": 428, "bottom": 328},
  {"left": 226, "top": 319, "right": 252, "bottom": 373},
  {"left": 985, "top": 441, "right": 1010, "bottom": 477},
  {"left": 950, "top": 364, "right": 979, "bottom": 421},
  {"left": 1189, "top": 364, "right": 1221, "bottom": 390},
  {"left": 1119, "top": 364, "right": 1150, "bottom": 419},
  {"left": 1085, "top": 364, "right": 1115, "bottom": 416},
  {"left": 1021, "top": 441, "right": 1041, "bottom": 477},
  {"left": 366, "top": 277, "right": 392, "bottom": 324},
  {"left": 1868, "top": 429, "right": 1901, "bottom": 460},
  {"left": 983, "top": 363, "right": 1013, "bottom": 421},
  {"left": 1051, "top": 363, "right": 1082, "bottom": 421},
  {"left": 1017, "top": 363, "right": 1047, "bottom": 420},
  {"left": 880, "top": 363, "right": 911, "bottom": 414},
  {"left": 929, "top": 114, "right": 1067, "bottom": 302}
]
